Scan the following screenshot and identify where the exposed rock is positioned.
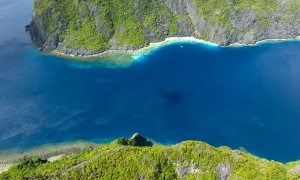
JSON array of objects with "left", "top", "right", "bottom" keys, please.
[
  {"left": 290, "top": 165, "right": 300, "bottom": 174},
  {"left": 48, "top": 155, "right": 65, "bottom": 163},
  {"left": 79, "top": 10, "right": 86, "bottom": 23},
  {"left": 138, "top": 173, "right": 146, "bottom": 180},
  {"left": 230, "top": 9, "right": 257, "bottom": 31},
  {"left": 216, "top": 162, "right": 231, "bottom": 180},
  {"left": 87, "top": 2, "right": 97, "bottom": 18},
  {"left": 159, "top": 0, "right": 186, "bottom": 14},
  {"left": 176, "top": 165, "right": 188, "bottom": 179},
  {"left": 43, "top": 33, "right": 59, "bottom": 50},
  {"left": 176, "top": 17, "right": 194, "bottom": 36}
]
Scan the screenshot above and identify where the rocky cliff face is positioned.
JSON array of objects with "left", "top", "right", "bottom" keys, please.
[{"left": 30, "top": 0, "right": 300, "bottom": 56}]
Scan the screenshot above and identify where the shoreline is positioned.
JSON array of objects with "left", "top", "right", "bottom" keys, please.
[
  {"left": 0, "top": 137, "right": 161, "bottom": 174},
  {"left": 49, "top": 36, "right": 300, "bottom": 64},
  {"left": 0, "top": 164, "right": 12, "bottom": 174},
  {"left": 0, "top": 141, "right": 98, "bottom": 174}
]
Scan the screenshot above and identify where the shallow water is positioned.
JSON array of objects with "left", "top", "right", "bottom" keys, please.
[{"left": 0, "top": 0, "right": 300, "bottom": 163}]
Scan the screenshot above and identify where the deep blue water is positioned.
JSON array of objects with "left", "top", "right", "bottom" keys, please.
[{"left": 1, "top": 0, "right": 300, "bottom": 163}]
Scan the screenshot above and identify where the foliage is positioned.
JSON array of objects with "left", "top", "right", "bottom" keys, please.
[
  {"left": 231, "top": 0, "right": 278, "bottom": 14},
  {"left": 33, "top": 0, "right": 184, "bottom": 51},
  {"left": 33, "top": 0, "right": 300, "bottom": 52},
  {"left": 194, "top": 0, "right": 231, "bottom": 25},
  {"left": 1, "top": 137, "right": 300, "bottom": 179}
]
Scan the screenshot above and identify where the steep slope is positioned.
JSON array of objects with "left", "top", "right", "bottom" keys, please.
[
  {"left": 30, "top": 0, "right": 300, "bottom": 56},
  {"left": 1, "top": 134, "right": 300, "bottom": 179}
]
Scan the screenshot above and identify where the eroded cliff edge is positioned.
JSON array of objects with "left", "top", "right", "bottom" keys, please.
[{"left": 30, "top": 0, "right": 300, "bottom": 56}]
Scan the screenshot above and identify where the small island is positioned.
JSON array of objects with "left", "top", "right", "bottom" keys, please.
[{"left": 30, "top": 0, "right": 300, "bottom": 59}]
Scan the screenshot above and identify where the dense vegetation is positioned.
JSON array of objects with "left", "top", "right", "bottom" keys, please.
[
  {"left": 33, "top": 0, "right": 191, "bottom": 52},
  {"left": 1, "top": 134, "right": 300, "bottom": 179},
  {"left": 31, "top": 0, "right": 300, "bottom": 55}
]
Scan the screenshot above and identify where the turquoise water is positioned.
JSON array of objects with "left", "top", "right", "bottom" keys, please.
[{"left": 1, "top": 0, "right": 300, "bottom": 163}]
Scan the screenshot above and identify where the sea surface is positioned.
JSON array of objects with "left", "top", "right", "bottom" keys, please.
[{"left": 1, "top": 0, "right": 300, "bottom": 163}]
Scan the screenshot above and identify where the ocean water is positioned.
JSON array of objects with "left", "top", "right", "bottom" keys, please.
[{"left": 1, "top": 0, "right": 300, "bottom": 163}]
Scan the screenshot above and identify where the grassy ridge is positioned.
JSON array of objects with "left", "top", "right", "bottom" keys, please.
[{"left": 1, "top": 137, "right": 300, "bottom": 179}]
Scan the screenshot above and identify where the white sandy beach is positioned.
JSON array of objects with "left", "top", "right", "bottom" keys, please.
[{"left": 51, "top": 36, "right": 300, "bottom": 63}]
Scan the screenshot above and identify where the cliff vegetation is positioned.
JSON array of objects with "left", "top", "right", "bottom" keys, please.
[
  {"left": 30, "top": 0, "right": 300, "bottom": 56},
  {"left": 1, "top": 133, "right": 300, "bottom": 179}
]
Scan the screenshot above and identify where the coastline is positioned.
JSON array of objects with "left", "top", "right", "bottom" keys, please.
[
  {"left": 0, "top": 137, "right": 161, "bottom": 174},
  {"left": 49, "top": 37, "right": 219, "bottom": 64},
  {"left": 0, "top": 141, "right": 98, "bottom": 174},
  {"left": 49, "top": 36, "right": 300, "bottom": 64},
  {"left": 0, "top": 164, "right": 12, "bottom": 174}
]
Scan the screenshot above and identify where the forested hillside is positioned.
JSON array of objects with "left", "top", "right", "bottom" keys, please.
[{"left": 30, "top": 0, "right": 300, "bottom": 56}]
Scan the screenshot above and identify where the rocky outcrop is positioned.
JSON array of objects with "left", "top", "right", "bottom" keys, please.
[
  {"left": 128, "top": 133, "right": 153, "bottom": 147},
  {"left": 30, "top": 0, "right": 300, "bottom": 56},
  {"left": 290, "top": 165, "right": 300, "bottom": 174},
  {"left": 116, "top": 133, "right": 153, "bottom": 147},
  {"left": 216, "top": 162, "right": 231, "bottom": 180}
]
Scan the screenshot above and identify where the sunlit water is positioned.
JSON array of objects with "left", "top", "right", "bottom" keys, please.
[{"left": 1, "top": 0, "right": 300, "bottom": 163}]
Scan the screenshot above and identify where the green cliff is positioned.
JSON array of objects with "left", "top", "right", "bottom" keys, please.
[
  {"left": 1, "top": 134, "right": 300, "bottom": 179},
  {"left": 30, "top": 0, "right": 300, "bottom": 56}
]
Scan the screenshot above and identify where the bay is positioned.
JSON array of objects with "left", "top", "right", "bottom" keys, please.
[{"left": 0, "top": 0, "right": 300, "bottom": 163}]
